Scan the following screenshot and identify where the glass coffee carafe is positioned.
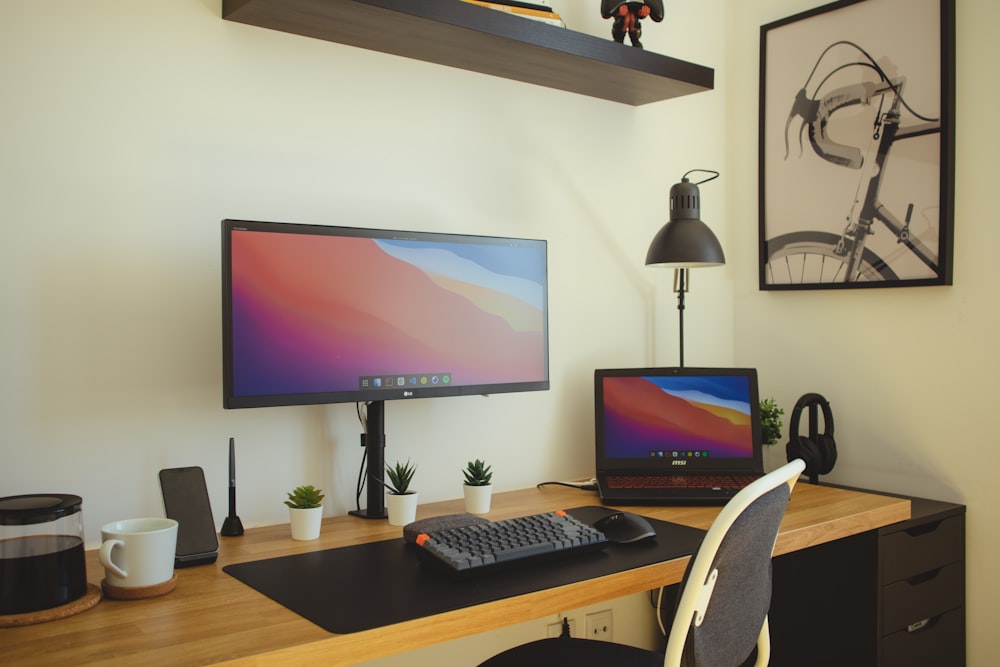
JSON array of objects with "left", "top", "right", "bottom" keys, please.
[{"left": 0, "top": 494, "right": 88, "bottom": 615}]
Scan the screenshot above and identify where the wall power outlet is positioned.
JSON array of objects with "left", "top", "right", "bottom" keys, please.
[{"left": 586, "top": 609, "right": 613, "bottom": 641}]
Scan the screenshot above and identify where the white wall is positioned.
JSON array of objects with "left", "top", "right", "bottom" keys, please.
[
  {"left": 726, "top": 1, "right": 999, "bottom": 665},
  {"left": 0, "top": 1, "right": 725, "bottom": 662}
]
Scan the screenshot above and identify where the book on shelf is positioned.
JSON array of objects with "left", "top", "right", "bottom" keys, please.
[
  {"left": 471, "top": 0, "right": 553, "bottom": 11},
  {"left": 461, "top": 0, "right": 565, "bottom": 27}
]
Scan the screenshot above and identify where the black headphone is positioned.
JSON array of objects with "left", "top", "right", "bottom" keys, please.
[{"left": 785, "top": 393, "right": 837, "bottom": 483}]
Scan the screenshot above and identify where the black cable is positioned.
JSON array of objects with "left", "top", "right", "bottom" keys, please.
[
  {"left": 681, "top": 168, "right": 719, "bottom": 185},
  {"left": 536, "top": 481, "right": 598, "bottom": 491},
  {"left": 812, "top": 61, "right": 879, "bottom": 94},
  {"left": 355, "top": 402, "right": 368, "bottom": 512},
  {"left": 355, "top": 447, "right": 367, "bottom": 512},
  {"left": 807, "top": 41, "right": 940, "bottom": 122}
]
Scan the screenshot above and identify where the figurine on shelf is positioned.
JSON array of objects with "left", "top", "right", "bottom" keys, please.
[{"left": 600, "top": 0, "right": 664, "bottom": 48}]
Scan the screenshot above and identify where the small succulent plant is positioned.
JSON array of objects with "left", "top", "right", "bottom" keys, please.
[
  {"left": 284, "top": 484, "right": 325, "bottom": 509},
  {"left": 382, "top": 459, "right": 417, "bottom": 495},
  {"left": 463, "top": 459, "right": 493, "bottom": 487}
]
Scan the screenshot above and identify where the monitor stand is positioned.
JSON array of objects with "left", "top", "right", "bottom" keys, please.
[{"left": 349, "top": 400, "right": 388, "bottom": 520}]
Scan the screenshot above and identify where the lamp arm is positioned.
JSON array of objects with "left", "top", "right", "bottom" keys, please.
[{"left": 673, "top": 268, "right": 688, "bottom": 367}]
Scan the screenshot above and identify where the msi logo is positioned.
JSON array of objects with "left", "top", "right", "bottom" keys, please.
[{"left": 672, "top": 460, "right": 687, "bottom": 466}]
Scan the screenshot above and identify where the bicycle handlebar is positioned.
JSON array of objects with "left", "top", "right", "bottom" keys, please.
[{"left": 785, "top": 80, "right": 886, "bottom": 169}]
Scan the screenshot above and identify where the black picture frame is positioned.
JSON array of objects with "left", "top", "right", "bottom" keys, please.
[{"left": 758, "top": 0, "right": 955, "bottom": 290}]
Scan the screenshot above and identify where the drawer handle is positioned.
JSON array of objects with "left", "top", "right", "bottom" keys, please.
[
  {"left": 908, "top": 567, "right": 942, "bottom": 586},
  {"left": 903, "top": 520, "right": 942, "bottom": 538},
  {"left": 907, "top": 614, "right": 944, "bottom": 634}
]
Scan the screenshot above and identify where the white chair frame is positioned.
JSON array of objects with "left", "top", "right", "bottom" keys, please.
[{"left": 662, "top": 458, "right": 806, "bottom": 667}]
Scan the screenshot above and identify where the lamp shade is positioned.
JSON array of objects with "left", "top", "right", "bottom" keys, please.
[{"left": 645, "top": 178, "right": 725, "bottom": 267}]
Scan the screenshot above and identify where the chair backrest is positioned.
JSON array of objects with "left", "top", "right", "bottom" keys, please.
[{"left": 663, "top": 458, "right": 806, "bottom": 667}]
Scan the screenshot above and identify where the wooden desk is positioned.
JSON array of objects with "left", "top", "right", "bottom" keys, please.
[{"left": 2, "top": 483, "right": 909, "bottom": 666}]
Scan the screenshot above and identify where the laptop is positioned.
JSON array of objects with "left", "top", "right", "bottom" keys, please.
[{"left": 594, "top": 367, "right": 766, "bottom": 505}]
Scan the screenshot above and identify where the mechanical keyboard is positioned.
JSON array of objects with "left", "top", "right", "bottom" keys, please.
[{"left": 408, "top": 510, "right": 608, "bottom": 576}]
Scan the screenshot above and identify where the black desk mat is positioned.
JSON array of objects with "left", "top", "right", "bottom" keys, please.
[{"left": 223, "top": 506, "right": 705, "bottom": 633}]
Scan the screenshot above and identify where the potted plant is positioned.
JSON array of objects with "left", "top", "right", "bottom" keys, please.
[
  {"left": 284, "top": 484, "right": 325, "bottom": 540},
  {"left": 462, "top": 459, "right": 493, "bottom": 514},
  {"left": 381, "top": 460, "right": 417, "bottom": 526},
  {"left": 760, "top": 398, "right": 785, "bottom": 446}
]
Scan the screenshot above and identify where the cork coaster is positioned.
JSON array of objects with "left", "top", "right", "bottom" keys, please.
[
  {"left": 101, "top": 573, "right": 177, "bottom": 600},
  {"left": 0, "top": 583, "right": 102, "bottom": 628}
]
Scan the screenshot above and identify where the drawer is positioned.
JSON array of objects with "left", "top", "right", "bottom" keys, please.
[
  {"left": 881, "top": 515, "right": 963, "bottom": 582},
  {"left": 881, "top": 607, "right": 964, "bottom": 667},
  {"left": 882, "top": 562, "right": 963, "bottom": 635}
]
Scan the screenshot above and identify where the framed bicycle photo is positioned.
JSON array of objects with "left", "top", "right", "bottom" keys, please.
[{"left": 758, "top": 0, "right": 955, "bottom": 290}]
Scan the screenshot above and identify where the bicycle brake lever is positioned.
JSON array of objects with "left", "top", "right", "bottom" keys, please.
[{"left": 784, "top": 88, "right": 819, "bottom": 160}]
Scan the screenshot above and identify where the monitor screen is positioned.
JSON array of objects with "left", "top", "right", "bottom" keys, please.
[
  {"left": 222, "top": 219, "right": 549, "bottom": 409},
  {"left": 595, "top": 367, "right": 762, "bottom": 468}
]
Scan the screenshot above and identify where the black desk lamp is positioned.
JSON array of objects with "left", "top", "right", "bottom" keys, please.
[{"left": 645, "top": 170, "right": 725, "bottom": 367}]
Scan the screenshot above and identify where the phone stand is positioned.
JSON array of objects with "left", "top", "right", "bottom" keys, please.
[{"left": 221, "top": 514, "right": 244, "bottom": 537}]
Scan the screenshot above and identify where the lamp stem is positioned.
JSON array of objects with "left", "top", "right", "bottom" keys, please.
[{"left": 673, "top": 268, "right": 688, "bottom": 367}]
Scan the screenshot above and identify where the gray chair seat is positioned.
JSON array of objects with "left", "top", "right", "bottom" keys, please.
[{"left": 479, "top": 459, "right": 807, "bottom": 667}]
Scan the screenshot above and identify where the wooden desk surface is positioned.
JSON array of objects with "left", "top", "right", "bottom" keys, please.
[{"left": 2, "top": 483, "right": 909, "bottom": 666}]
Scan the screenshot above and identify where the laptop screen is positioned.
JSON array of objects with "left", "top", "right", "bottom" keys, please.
[{"left": 595, "top": 367, "right": 763, "bottom": 472}]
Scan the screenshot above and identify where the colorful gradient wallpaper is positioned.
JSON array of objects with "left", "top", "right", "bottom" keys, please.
[
  {"left": 601, "top": 375, "right": 754, "bottom": 459},
  {"left": 229, "top": 227, "right": 547, "bottom": 399}
]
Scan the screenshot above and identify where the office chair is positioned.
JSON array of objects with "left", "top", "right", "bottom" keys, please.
[{"left": 478, "top": 458, "right": 807, "bottom": 667}]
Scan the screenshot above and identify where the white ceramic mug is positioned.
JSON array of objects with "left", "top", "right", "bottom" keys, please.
[{"left": 99, "top": 518, "right": 178, "bottom": 588}]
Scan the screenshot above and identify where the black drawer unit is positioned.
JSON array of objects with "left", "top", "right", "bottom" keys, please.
[
  {"left": 877, "top": 498, "right": 965, "bottom": 667},
  {"left": 765, "top": 490, "right": 964, "bottom": 667}
]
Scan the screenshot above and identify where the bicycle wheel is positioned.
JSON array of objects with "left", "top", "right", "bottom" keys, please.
[{"left": 764, "top": 231, "right": 898, "bottom": 284}]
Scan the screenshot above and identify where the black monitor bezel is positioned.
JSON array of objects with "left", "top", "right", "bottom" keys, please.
[
  {"left": 594, "top": 366, "right": 764, "bottom": 472},
  {"left": 222, "top": 219, "right": 550, "bottom": 409}
]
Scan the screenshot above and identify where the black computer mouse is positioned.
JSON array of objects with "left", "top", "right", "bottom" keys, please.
[{"left": 594, "top": 511, "right": 656, "bottom": 543}]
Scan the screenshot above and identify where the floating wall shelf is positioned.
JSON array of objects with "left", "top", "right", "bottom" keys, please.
[{"left": 222, "top": 0, "right": 714, "bottom": 106}]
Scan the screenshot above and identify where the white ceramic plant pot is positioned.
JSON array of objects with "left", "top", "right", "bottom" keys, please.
[
  {"left": 386, "top": 492, "right": 418, "bottom": 526},
  {"left": 463, "top": 484, "right": 493, "bottom": 514},
  {"left": 288, "top": 506, "right": 323, "bottom": 540}
]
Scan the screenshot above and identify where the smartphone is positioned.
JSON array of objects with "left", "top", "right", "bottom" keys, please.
[{"left": 158, "top": 467, "right": 220, "bottom": 567}]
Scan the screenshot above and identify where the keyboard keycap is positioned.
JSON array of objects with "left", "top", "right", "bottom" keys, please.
[{"left": 494, "top": 541, "right": 555, "bottom": 562}]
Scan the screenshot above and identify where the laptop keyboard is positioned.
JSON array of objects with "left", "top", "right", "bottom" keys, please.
[{"left": 606, "top": 474, "right": 759, "bottom": 490}]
